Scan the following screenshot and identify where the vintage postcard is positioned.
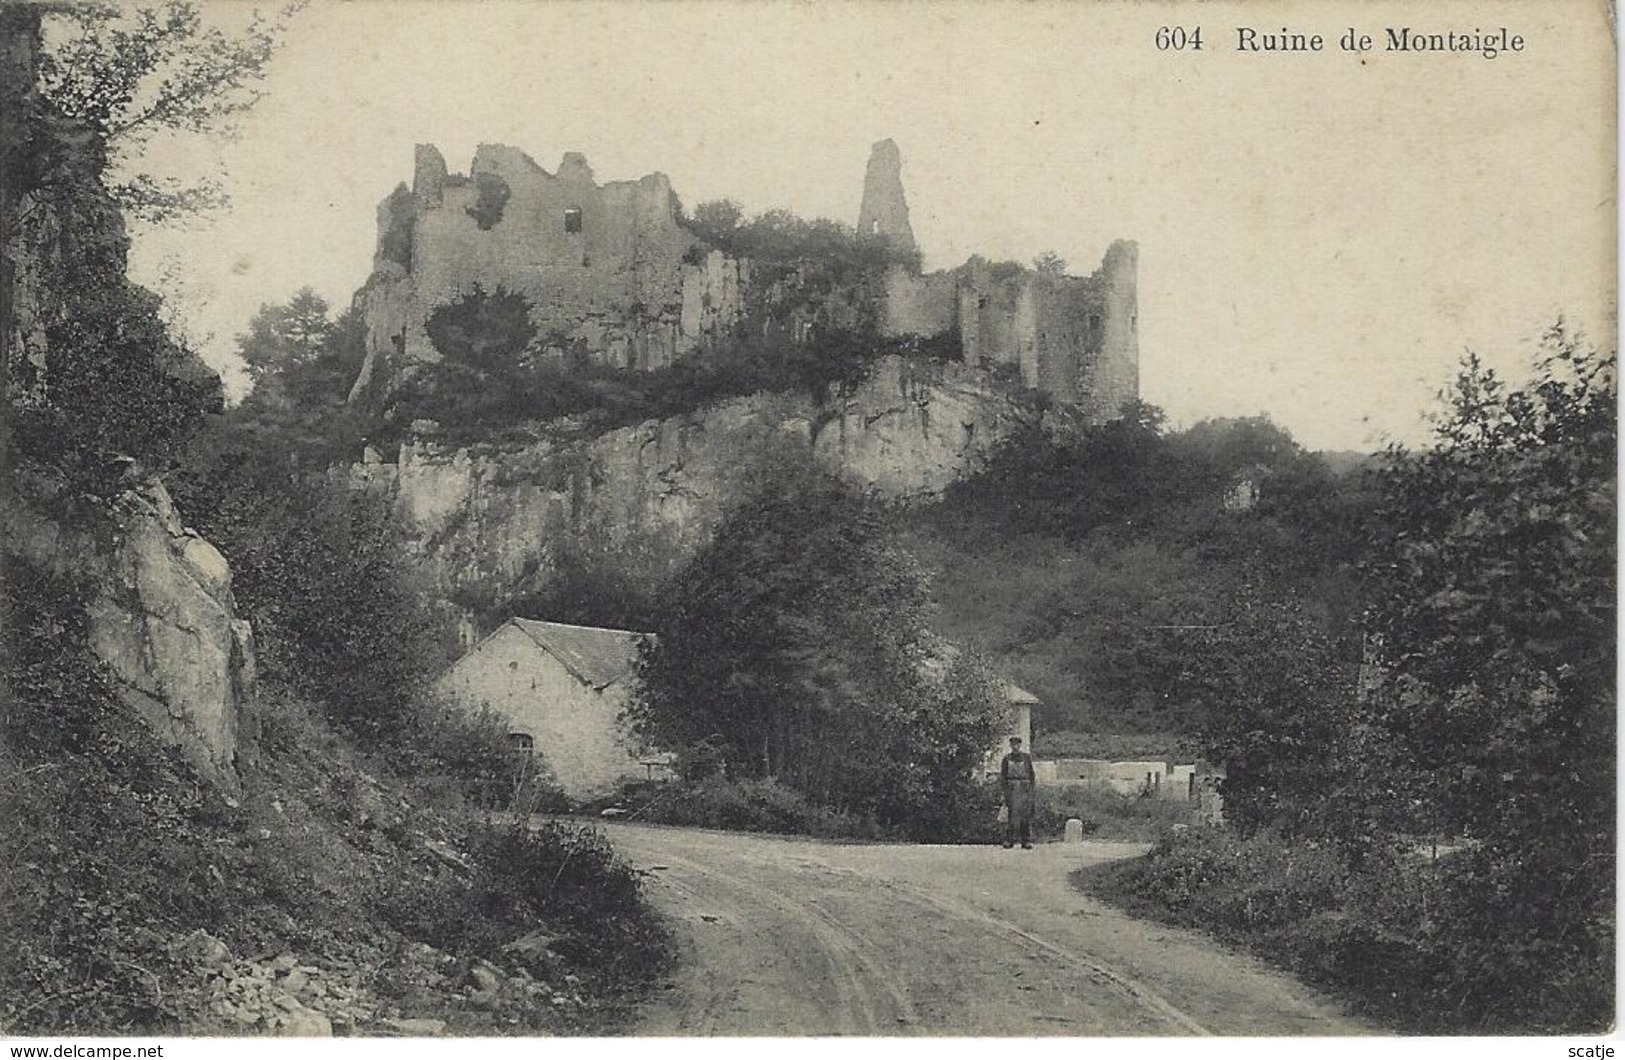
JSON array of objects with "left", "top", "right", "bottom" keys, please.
[{"left": 0, "top": 0, "right": 1614, "bottom": 1051}]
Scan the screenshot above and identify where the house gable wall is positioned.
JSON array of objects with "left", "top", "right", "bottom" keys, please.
[{"left": 433, "top": 624, "right": 645, "bottom": 799}]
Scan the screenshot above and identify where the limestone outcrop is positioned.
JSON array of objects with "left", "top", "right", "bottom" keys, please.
[
  {"left": 347, "top": 356, "right": 1044, "bottom": 612},
  {"left": 5, "top": 475, "right": 256, "bottom": 787}
]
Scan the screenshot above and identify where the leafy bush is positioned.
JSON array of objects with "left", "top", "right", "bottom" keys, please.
[
  {"left": 375, "top": 819, "right": 672, "bottom": 987},
  {"left": 171, "top": 447, "right": 450, "bottom": 747},
  {"left": 387, "top": 697, "right": 566, "bottom": 813},
  {"left": 1078, "top": 825, "right": 1611, "bottom": 1032},
  {"left": 681, "top": 201, "right": 919, "bottom": 274},
  {"left": 394, "top": 296, "right": 904, "bottom": 445}
]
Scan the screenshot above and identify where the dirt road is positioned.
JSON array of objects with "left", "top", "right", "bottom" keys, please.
[{"left": 605, "top": 823, "right": 1372, "bottom": 1036}]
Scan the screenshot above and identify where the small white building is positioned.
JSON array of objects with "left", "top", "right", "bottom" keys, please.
[
  {"left": 433, "top": 618, "right": 660, "bottom": 800},
  {"left": 981, "top": 680, "right": 1038, "bottom": 776},
  {"left": 1034, "top": 757, "right": 1226, "bottom": 805}
]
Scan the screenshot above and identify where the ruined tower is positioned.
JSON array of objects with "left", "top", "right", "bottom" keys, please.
[{"left": 856, "top": 139, "right": 916, "bottom": 254}]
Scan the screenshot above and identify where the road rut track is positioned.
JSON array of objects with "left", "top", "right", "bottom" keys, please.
[
  {"left": 603, "top": 823, "right": 1372, "bottom": 1036},
  {"left": 633, "top": 848, "right": 918, "bottom": 1034}
]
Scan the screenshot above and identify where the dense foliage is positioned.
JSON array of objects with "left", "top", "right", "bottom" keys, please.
[
  {"left": 390, "top": 283, "right": 937, "bottom": 445},
  {"left": 4, "top": 7, "right": 672, "bottom": 1034},
  {"left": 1357, "top": 328, "right": 1615, "bottom": 1029},
  {"left": 38, "top": 1, "right": 299, "bottom": 220},
  {"left": 629, "top": 465, "right": 1008, "bottom": 839},
  {"left": 913, "top": 407, "right": 1372, "bottom": 744},
  {"left": 4, "top": 12, "right": 223, "bottom": 489},
  {"left": 681, "top": 199, "right": 920, "bottom": 274},
  {"left": 1075, "top": 332, "right": 1615, "bottom": 1033}
]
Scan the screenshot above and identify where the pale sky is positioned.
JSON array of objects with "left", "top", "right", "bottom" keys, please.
[{"left": 125, "top": 0, "right": 1615, "bottom": 452}]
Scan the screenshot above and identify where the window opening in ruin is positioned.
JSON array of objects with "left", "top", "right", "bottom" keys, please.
[
  {"left": 1089, "top": 314, "right": 1101, "bottom": 331},
  {"left": 508, "top": 733, "right": 535, "bottom": 754},
  {"left": 564, "top": 207, "right": 583, "bottom": 233},
  {"left": 869, "top": 219, "right": 880, "bottom": 235}
]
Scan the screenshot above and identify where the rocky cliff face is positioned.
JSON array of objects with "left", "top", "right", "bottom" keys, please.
[
  {"left": 349, "top": 356, "right": 1042, "bottom": 613},
  {"left": 2, "top": 8, "right": 252, "bottom": 787},
  {"left": 5, "top": 476, "right": 256, "bottom": 787}
]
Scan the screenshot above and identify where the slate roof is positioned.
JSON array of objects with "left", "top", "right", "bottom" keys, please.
[
  {"left": 509, "top": 618, "right": 652, "bottom": 690},
  {"left": 1003, "top": 681, "right": 1040, "bottom": 705}
]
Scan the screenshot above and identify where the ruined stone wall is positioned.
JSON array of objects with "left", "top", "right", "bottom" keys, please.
[
  {"left": 1081, "top": 240, "right": 1140, "bottom": 423},
  {"left": 349, "top": 138, "right": 1138, "bottom": 424},
  {"left": 407, "top": 145, "right": 695, "bottom": 363},
  {"left": 880, "top": 267, "right": 957, "bottom": 339},
  {"left": 350, "top": 144, "right": 750, "bottom": 401},
  {"left": 680, "top": 250, "right": 750, "bottom": 351},
  {"left": 955, "top": 261, "right": 1031, "bottom": 377},
  {"left": 1031, "top": 273, "right": 1101, "bottom": 405},
  {"left": 878, "top": 244, "right": 1139, "bottom": 424},
  {"left": 856, "top": 138, "right": 916, "bottom": 253}
]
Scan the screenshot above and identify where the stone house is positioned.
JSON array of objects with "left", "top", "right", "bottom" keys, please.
[{"left": 432, "top": 618, "right": 661, "bottom": 800}]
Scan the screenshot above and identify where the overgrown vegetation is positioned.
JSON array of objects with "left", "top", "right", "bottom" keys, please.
[
  {"left": 1071, "top": 333, "right": 1615, "bottom": 1033},
  {"left": 0, "top": 564, "right": 671, "bottom": 1033},
  {"left": 386, "top": 282, "right": 940, "bottom": 446},
  {"left": 3, "top": 5, "right": 673, "bottom": 1035},
  {"left": 907, "top": 406, "right": 1372, "bottom": 743},
  {"left": 37, "top": 0, "right": 301, "bottom": 222},
  {"left": 371, "top": 200, "right": 932, "bottom": 446},
  {"left": 681, "top": 198, "right": 920, "bottom": 276}
]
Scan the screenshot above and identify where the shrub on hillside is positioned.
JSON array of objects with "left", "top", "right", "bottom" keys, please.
[
  {"left": 1077, "top": 825, "right": 1608, "bottom": 1032},
  {"left": 630, "top": 467, "right": 1008, "bottom": 840},
  {"left": 385, "top": 696, "right": 566, "bottom": 812},
  {"left": 0, "top": 565, "right": 222, "bottom": 1032},
  {"left": 374, "top": 819, "right": 672, "bottom": 989}
]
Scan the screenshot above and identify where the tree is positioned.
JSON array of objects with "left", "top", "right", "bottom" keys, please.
[
  {"left": 3, "top": 5, "right": 223, "bottom": 483},
  {"left": 423, "top": 283, "right": 537, "bottom": 373},
  {"left": 629, "top": 465, "right": 1007, "bottom": 836},
  {"left": 684, "top": 198, "right": 743, "bottom": 249},
  {"left": 238, "top": 286, "right": 334, "bottom": 386},
  {"left": 1032, "top": 251, "right": 1068, "bottom": 277},
  {"left": 1195, "top": 586, "right": 1365, "bottom": 840},
  {"left": 172, "top": 436, "right": 447, "bottom": 742},
  {"left": 38, "top": 1, "right": 303, "bottom": 221},
  {"left": 1361, "top": 324, "right": 1615, "bottom": 1027},
  {"left": 1365, "top": 327, "right": 1614, "bottom": 844}
]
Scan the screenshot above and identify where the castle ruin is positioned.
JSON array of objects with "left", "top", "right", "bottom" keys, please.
[{"left": 349, "top": 140, "right": 1138, "bottom": 424}]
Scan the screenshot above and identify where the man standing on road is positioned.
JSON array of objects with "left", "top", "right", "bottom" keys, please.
[{"left": 999, "top": 736, "right": 1037, "bottom": 849}]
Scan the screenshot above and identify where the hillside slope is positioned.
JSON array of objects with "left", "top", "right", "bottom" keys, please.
[{"left": 898, "top": 416, "right": 1375, "bottom": 758}]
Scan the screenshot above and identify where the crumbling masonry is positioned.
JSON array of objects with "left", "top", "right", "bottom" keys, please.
[{"left": 349, "top": 139, "right": 1138, "bottom": 424}]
